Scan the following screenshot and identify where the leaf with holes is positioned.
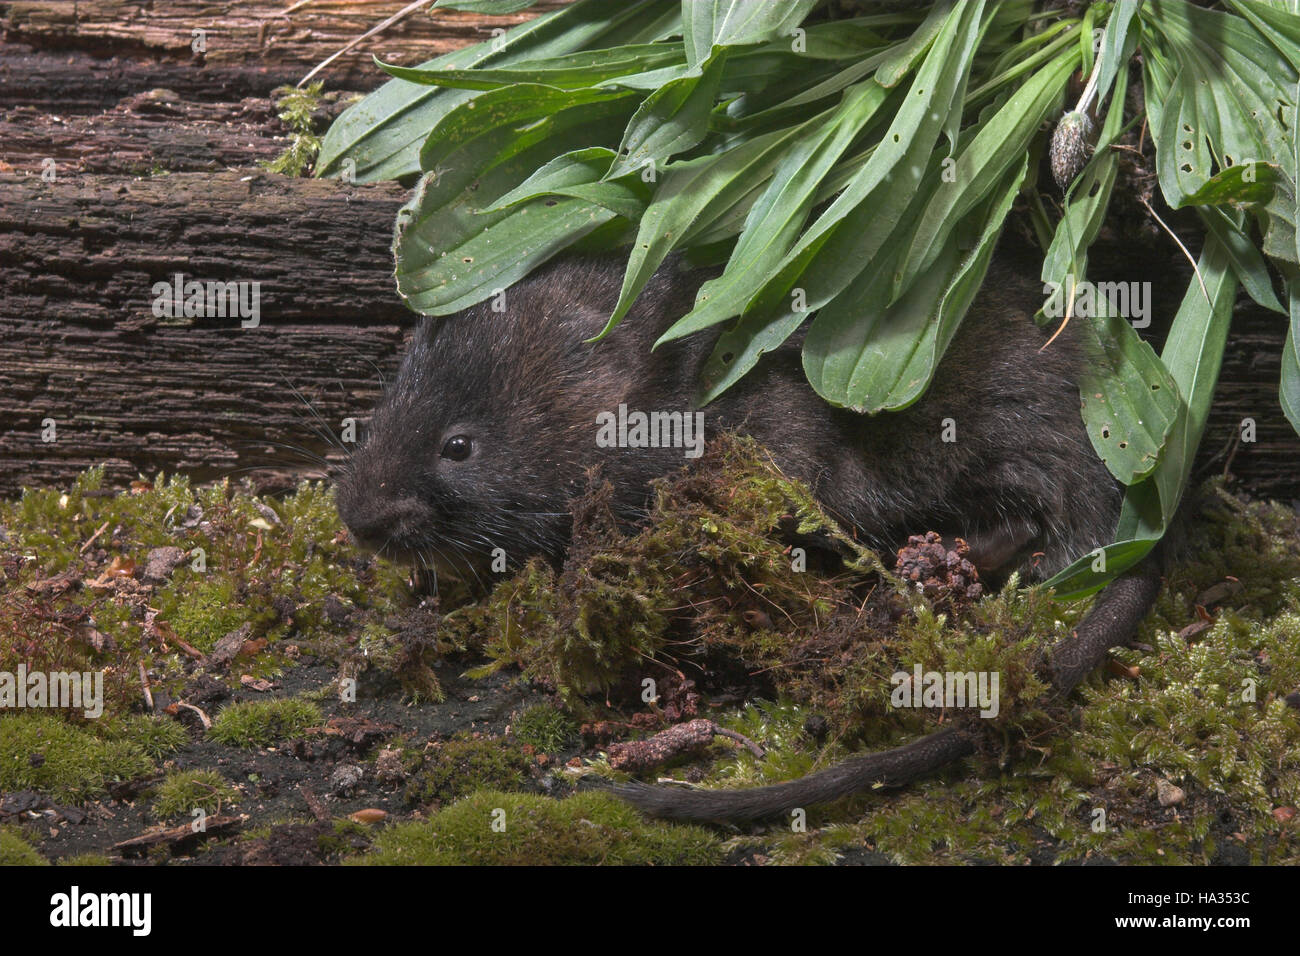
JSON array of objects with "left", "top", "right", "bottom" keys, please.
[
  {"left": 1049, "top": 234, "right": 1239, "bottom": 598},
  {"left": 657, "top": 1, "right": 987, "bottom": 346},
  {"left": 597, "top": 125, "right": 802, "bottom": 341},
  {"left": 800, "top": 156, "right": 1023, "bottom": 413}
]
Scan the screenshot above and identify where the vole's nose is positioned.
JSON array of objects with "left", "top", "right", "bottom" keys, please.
[{"left": 336, "top": 470, "right": 428, "bottom": 554}]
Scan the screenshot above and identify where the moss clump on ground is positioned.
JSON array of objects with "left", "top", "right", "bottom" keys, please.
[
  {"left": 353, "top": 790, "right": 722, "bottom": 866},
  {"left": 0, "top": 714, "right": 157, "bottom": 804},
  {"left": 57, "top": 853, "right": 111, "bottom": 866},
  {"left": 153, "top": 769, "right": 238, "bottom": 819},
  {"left": 513, "top": 704, "right": 579, "bottom": 753},
  {"left": 208, "top": 697, "right": 322, "bottom": 748},
  {"left": 405, "top": 735, "right": 534, "bottom": 808},
  {"left": 456, "top": 435, "right": 907, "bottom": 723},
  {"left": 0, "top": 828, "right": 49, "bottom": 866},
  {"left": 95, "top": 716, "right": 189, "bottom": 759}
]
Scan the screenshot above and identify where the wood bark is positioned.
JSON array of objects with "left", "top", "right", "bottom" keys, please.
[{"left": 0, "top": 170, "right": 411, "bottom": 494}]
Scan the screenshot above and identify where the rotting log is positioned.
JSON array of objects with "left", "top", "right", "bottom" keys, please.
[{"left": 0, "top": 170, "right": 411, "bottom": 494}]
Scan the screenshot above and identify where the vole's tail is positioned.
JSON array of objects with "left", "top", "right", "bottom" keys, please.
[{"left": 611, "top": 561, "right": 1164, "bottom": 822}]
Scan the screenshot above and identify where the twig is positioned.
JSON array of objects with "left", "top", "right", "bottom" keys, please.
[
  {"left": 79, "top": 520, "right": 110, "bottom": 554},
  {"left": 138, "top": 661, "right": 154, "bottom": 711},
  {"left": 606, "top": 719, "right": 766, "bottom": 771},
  {"left": 711, "top": 726, "right": 767, "bottom": 759},
  {"left": 297, "top": 0, "right": 434, "bottom": 88},
  {"left": 171, "top": 637, "right": 205, "bottom": 660},
  {"left": 172, "top": 700, "right": 212, "bottom": 729},
  {"left": 1040, "top": 273, "right": 1076, "bottom": 352}
]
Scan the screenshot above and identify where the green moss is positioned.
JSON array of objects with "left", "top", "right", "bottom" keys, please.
[
  {"left": 153, "top": 769, "right": 238, "bottom": 819},
  {"left": 317, "top": 818, "right": 371, "bottom": 859},
  {"left": 164, "top": 578, "right": 249, "bottom": 653},
  {"left": 96, "top": 716, "right": 189, "bottom": 758},
  {"left": 57, "top": 853, "right": 112, "bottom": 866},
  {"left": 208, "top": 697, "right": 322, "bottom": 748},
  {"left": 405, "top": 735, "right": 533, "bottom": 808},
  {"left": 0, "top": 829, "right": 48, "bottom": 866},
  {"left": 513, "top": 704, "right": 579, "bottom": 753},
  {"left": 352, "top": 790, "right": 722, "bottom": 865},
  {"left": 464, "top": 434, "right": 897, "bottom": 712},
  {"left": 0, "top": 714, "right": 156, "bottom": 803},
  {"left": 261, "top": 83, "right": 325, "bottom": 177}
]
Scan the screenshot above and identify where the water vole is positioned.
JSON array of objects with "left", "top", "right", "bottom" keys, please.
[
  {"left": 336, "top": 254, "right": 1158, "bottom": 821},
  {"left": 337, "top": 254, "right": 1120, "bottom": 584}
]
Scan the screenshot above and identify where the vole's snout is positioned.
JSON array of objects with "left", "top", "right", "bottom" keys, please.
[
  {"left": 337, "top": 487, "right": 426, "bottom": 555},
  {"left": 335, "top": 451, "right": 432, "bottom": 558}
]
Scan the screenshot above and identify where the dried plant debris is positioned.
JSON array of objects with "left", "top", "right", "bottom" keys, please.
[{"left": 0, "top": 446, "right": 1297, "bottom": 864}]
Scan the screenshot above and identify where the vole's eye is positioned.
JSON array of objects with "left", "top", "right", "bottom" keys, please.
[{"left": 441, "top": 435, "right": 473, "bottom": 461}]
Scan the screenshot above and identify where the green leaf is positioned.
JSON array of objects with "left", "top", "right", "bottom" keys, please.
[
  {"left": 377, "top": 44, "right": 686, "bottom": 91},
  {"left": 417, "top": 84, "right": 637, "bottom": 186},
  {"left": 672, "top": 81, "right": 891, "bottom": 342},
  {"left": 605, "top": 50, "right": 727, "bottom": 179},
  {"left": 892, "top": 47, "right": 1076, "bottom": 299},
  {"left": 1035, "top": 47, "right": 1181, "bottom": 486},
  {"left": 715, "top": 43, "right": 897, "bottom": 133},
  {"left": 1039, "top": 71, "right": 1129, "bottom": 308},
  {"left": 875, "top": 0, "right": 953, "bottom": 88},
  {"left": 681, "top": 0, "right": 818, "bottom": 66},
  {"left": 317, "top": 0, "right": 680, "bottom": 183},
  {"left": 1094, "top": 0, "right": 1140, "bottom": 111},
  {"left": 801, "top": 155, "right": 1024, "bottom": 412},
  {"left": 489, "top": 148, "right": 621, "bottom": 208},
  {"left": 596, "top": 125, "right": 802, "bottom": 340},
  {"left": 395, "top": 170, "right": 617, "bottom": 316},
  {"left": 1143, "top": 0, "right": 1298, "bottom": 266},
  {"left": 1225, "top": 0, "right": 1300, "bottom": 74},
  {"left": 694, "top": 311, "right": 806, "bottom": 406},
  {"left": 1199, "top": 206, "right": 1285, "bottom": 313},
  {"left": 394, "top": 90, "right": 639, "bottom": 316},
  {"left": 486, "top": 147, "right": 651, "bottom": 220},
  {"left": 1283, "top": 279, "right": 1300, "bottom": 436},
  {"left": 1177, "top": 161, "right": 1279, "bottom": 207},
  {"left": 1074, "top": 302, "right": 1181, "bottom": 485}
]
